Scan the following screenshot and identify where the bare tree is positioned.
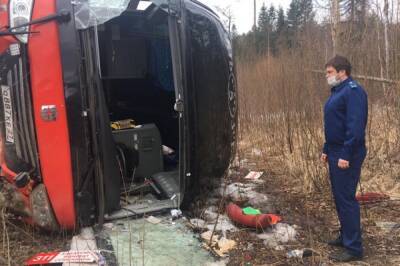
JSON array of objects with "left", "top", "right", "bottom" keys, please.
[
  {"left": 215, "top": 5, "right": 235, "bottom": 35},
  {"left": 254, "top": 0, "right": 257, "bottom": 29},
  {"left": 383, "top": 0, "right": 390, "bottom": 77},
  {"left": 330, "top": 0, "right": 341, "bottom": 54}
]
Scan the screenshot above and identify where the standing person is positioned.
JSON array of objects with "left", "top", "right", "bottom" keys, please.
[{"left": 321, "top": 55, "right": 368, "bottom": 262}]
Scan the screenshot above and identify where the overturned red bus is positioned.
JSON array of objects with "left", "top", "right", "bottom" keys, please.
[{"left": 0, "top": 0, "right": 237, "bottom": 230}]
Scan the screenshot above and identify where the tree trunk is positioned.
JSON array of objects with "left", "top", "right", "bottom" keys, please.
[
  {"left": 350, "top": 0, "right": 355, "bottom": 23},
  {"left": 383, "top": 0, "right": 390, "bottom": 78},
  {"left": 254, "top": 0, "right": 257, "bottom": 29},
  {"left": 330, "top": 0, "right": 340, "bottom": 55}
]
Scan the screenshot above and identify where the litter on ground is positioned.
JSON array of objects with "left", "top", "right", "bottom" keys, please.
[
  {"left": 254, "top": 223, "right": 297, "bottom": 248},
  {"left": 375, "top": 221, "right": 400, "bottom": 232},
  {"left": 146, "top": 216, "right": 162, "bottom": 224},
  {"left": 200, "top": 231, "right": 237, "bottom": 258},
  {"left": 242, "top": 206, "right": 262, "bottom": 215},
  {"left": 287, "top": 248, "right": 313, "bottom": 259},
  {"left": 190, "top": 218, "right": 207, "bottom": 229},
  {"left": 25, "top": 250, "right": 104, "bottom": 266},
  {"left": 226, "top": 203, "right": 281, "bottom": 229},
  {"left": 244, "top": 171, "right": 264, "bottom": 180}
]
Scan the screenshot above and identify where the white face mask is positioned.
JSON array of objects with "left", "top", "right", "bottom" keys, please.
[{"left": 327, "top": 75, "right": 341, "bottom": 88}]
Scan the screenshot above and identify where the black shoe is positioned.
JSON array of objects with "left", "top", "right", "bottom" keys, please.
[
  {"left": 329, "top": 250, "right": 363, "bottom": 262},
  {"left": 327, "top": 236, "right": 343, "bottom": 247}
]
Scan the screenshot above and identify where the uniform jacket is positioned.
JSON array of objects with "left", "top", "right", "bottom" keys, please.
[{"left": 323, "top": 77, "right": 368, "bottom": 161}]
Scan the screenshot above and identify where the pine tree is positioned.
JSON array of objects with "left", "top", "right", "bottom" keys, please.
[
  {"left": 287, "top": 0, "right": 301, "bottom": 30},
  {"left": 256, "top": 4, "right": 278, "bottom": 55},
  {"left": 258, "top": 3, "right": 269, "bottom": 32},
  {"left": 298, "top": 0, "right": 314, "bottom": 26},
  {"left": 231, "top": 23, "right": 239, "bottom": 52},
  {"left": 268, "top": 5, "right": 277, "bottom": 31},
  {"left": 276, "top": 7, "right": 286, "bottom": 34},
  {"left": 285, "top": 0, "right": 315, "bottom": 47},
  {"left": 341, "top": 0, "right": 367, "bottom": 24},
  {"left": 286, "top": 0, "right": 301, "bottom": 47},
  {"left": 287, "top": 0, "right": 314, "bottom": 30},
  {"left": 258, "top": 4, "right": 276, "bottom": 32},
  {"left": 275, "top": 6, "right": 288, "bottom": 52},
  {"left": 231, "top": 24, "right": 238, "bottom": 40}
]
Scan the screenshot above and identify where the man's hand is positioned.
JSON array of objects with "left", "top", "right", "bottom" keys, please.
[
  {"left": 321, "top": 153, "right": 328, "bottom": 164},
  {"left": 338, "top": 159, "right": 350, "bottom": 169}
]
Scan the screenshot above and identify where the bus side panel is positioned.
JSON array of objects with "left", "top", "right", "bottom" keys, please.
[
  {"left": 27, "top": 0, "right": 76, "bottom": 229},
  {"left": 0, "top": 0, "right": 12, "bottom": 54}
]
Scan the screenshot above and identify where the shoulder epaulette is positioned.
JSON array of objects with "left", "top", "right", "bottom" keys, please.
[{"left": 348, "top": 81, "right": 358, "bottom": 89}]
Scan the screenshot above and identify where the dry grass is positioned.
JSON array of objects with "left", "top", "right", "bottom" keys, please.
[
  {"left": 237, "top": 51, "right": 400, "bottom": 197},
  {"left": 226, "top": 142, "right": 400, "bottom": 266},
  {"left": 0, "top": 213, "right": 69, "bottom": 266},
  {"left": 228, "top": 36, "right": 400, "bottom": 263}
]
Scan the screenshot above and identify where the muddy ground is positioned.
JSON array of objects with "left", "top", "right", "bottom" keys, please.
[{"left": 0, "top": 154, "right": 399, "bottom": 265}]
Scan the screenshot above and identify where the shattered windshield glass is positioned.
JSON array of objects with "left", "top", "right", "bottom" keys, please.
[
  {"left": 73, "top": 0, "right": 172, "bottom": 29},
  {"left": 74, "top": 0, "right": 132, "bottom": 29}
]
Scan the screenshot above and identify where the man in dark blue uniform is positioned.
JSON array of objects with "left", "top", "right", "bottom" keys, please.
[{"left": 321, "top": 55, "right": 368, "bottom": 262}]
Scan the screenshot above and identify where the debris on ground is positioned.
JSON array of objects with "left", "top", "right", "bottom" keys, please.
[
  {"left": 274, "top": 245, "right": 286, "bottom": 251},
  {"left": 254, "top": 223, "right": 297, "bottom": 248},
  {"left": 189, "top": 218, "right": 207, "bottom": 230},
  {"left": 242, "top": 206, "right": 262, "bottom": 215},
  {"left": 146, "top": 216, "right": 162, "bottom": 225},
  {"left": 201, "top": 230, "right": 220, "bottom": 245},
  {"left": 198, "top": 206, "right": 238, "bottom": 236},
  {"left": 251, "top": 148, "right": 262, "bottom": 156},
  {"left": 70, "top": 227, "right": 97, "bottom": 251},
  {"left": 25, "top": 250, "right": 105, "bottom": 265},
  {"left": 105, "top": 217, "right": 215, "bottom": 265},
  {"left": 244, "top": 171, "right": 263, "bottom": 180},
  {"left": 214, "top": 182, "right": 275, "bottom": 213},
  {"left": 9, "top": 160, "right": 400, "bottom": 265},
  {"left": 171, "top": 209, "right": 183, "bottom": 220},
  {"left": 375, "top": 221, "right": 400, "bottom": 233},
  {"left": 200, "top": 231, "right": 237, "bottom": 257},
  {"left": 215, "top": 237, "right": 237, "bottom": 257},
  {"left": 226, "top": 203, "right": 281, "bottom": 229},
  {"left": 63, "top": 227, "right": 103, "bottom": 266},
  {"left": 204, "top": 206, "right": 219, "bottom": 221},
  {"left": 205, "top": 215, "right": 238, "bottom": 235},
  {"left": 247, "top": 191, "right": 274, "bottom": 213},
  {"left": 286, "top": 248, "right": 313, "bottom": 258},
  {"left": 216, "top": 182, "right": 257, "bottom": 202},
  {"left": 103, "top": 223, "right": 114, "bottom": 230},
  {"left": 203, "top": 259, "right": 229, "bottom": 266}
]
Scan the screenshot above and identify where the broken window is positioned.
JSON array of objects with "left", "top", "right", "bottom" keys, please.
[{"left": 74, "top": 0, "right": 132, "bottom": 29}]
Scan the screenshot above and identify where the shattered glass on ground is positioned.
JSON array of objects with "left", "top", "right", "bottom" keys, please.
[{"left": 102, "top": 217, "right": 216, "bottom": 265}]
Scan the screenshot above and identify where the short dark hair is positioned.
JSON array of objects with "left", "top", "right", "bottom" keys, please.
[{"left": 325, "top": 55, "right": 352, "bottom": 76}]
